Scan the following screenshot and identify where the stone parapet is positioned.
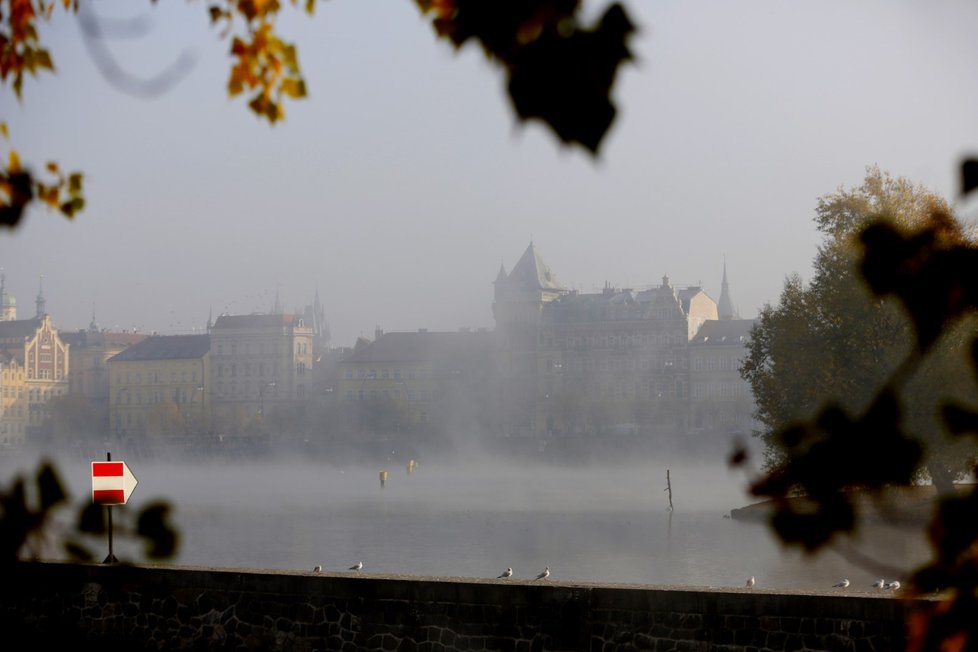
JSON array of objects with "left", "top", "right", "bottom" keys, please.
[{"left": 1, "top": 562, "right": 921, "bottom": 651}]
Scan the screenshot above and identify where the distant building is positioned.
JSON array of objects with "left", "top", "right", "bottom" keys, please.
[
  {"left": 688, "top": 318, "right": 757, "bottom": 436},
  {"left": 208, "top": 313, "right": 313, "bottom": 433},
  {"left": 493, "top": 243, "right": 720, "bottom": 436},
  {"left": 0, "top": 274, "right": 16, "bottom": 321},
  {"left": 108, "top": 334, "right": 210, "bottom": 440},
  {"left": 62, "top": 314, "right": 147, "bottom": 402},
  {"left": 337, "top": 329, "right": 495, "bottom": 433},
  {"left": 0, "top": 314, "right": 70, "bottom": 445}
]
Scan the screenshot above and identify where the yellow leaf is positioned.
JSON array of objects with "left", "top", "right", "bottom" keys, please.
[
  {"left": 280, "top": 78, "right": 306, "bottom": 99},
  {"left": 46, "top": 161, "right": 60, "bottom": 175},
  {"left": 9, "top": 150, "right": 20, "bottom": 173},
  {"left": 0, "top": 122, "right": 7, "bottom": 140},
  {"left": 68, "top": 173, "right": 83, "bottom": 195},
  {"left": 35, "top": 49, "right": 54, "bottom": 72}
]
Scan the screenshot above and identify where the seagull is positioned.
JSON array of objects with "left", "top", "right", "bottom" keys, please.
[
  {"left": 746, "top": 576, "right": 755, "bottom": 589},
  {"left": 349, "top": 561, "right": 363, "bottom": 571},
  {"left": 884, "top": 580, "right": 901, "bottom": 591},
  {"left": 534, "top": 566, "right": 550, "bottom": 580},
  {"left": 497, "top": 567, "right": 513, "bottom": 579},
  {"left": 872, "top": 579, "right": 885, "bottom": 590},
  {"left": 833, "top": 579, "right": 849, "bottom": 588},
  {"left": 313, "top": 565, "right": 322, "bottom": 573}
]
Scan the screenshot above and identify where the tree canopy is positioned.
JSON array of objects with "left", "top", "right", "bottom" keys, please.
[
  {"left": 739, "top": 167, "right": 978, "bottom": 651},
  {"left": 742, "top": 167, "right": 978, "bottom": 489}
]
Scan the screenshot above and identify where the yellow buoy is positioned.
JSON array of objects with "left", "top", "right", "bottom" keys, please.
[
  {"left": 407, "top": 459, "right": 417, "bottom": 475},
  {"left": 379, "top": 470, "right": 388, "bottom": 488}
]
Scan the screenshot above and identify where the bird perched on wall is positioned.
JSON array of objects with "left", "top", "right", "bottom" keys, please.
[
  {"left": 745, "top": 576, "right": 755, "bottom": 589},
  {"left": 884, "top": 580, "right": 901, "bottom": 591},
  {"left": 833, "top": 579, "right": 849, "bottom": 588},
  {"left": 313, "top": 565, "right": 322, "bottom": 573},
  {"left": 534, "top": 566, "right": 550, "bottom": 580},
  {"left": 349, "top": 561, "right": 363, "bottom": 571},
  {"left": 872, "top": 579, "right": 885, "bottom": 590},
  {"left": 497, "top": 567, "right": 513, "bottom": 579}
]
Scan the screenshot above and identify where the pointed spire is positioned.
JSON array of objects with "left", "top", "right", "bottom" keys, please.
[
  {"left": 494, "top": 263, "right": 508, "bottom": 284},
  {"left": 273, "top": 287, "right": 283, "bottom": 315},
  {"left": 35, "top": 274, "right": 46, "bottom": 318},
  {"left": 89, "top": 302, "right": 100, "bottom": 332},
  {"left": 207, "top": 306, "right": 213, "bottom": 332},
  {"left": 718, "top": 258, "right": 739, "bottom": 320}
]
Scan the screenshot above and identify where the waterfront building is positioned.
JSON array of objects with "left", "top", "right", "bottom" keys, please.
[
  {"left": 208, "top": 313, "right": 313, "bottom": 433},
  {"left": 492, "top": 243, "right": 720, "bottom": 436},
  {"left": 688, "top": 318, "right": 757, "bottom": 438},
  {"left": 107, "top": 334, "right": 210, "bottom": 440},
  {"left": 0, "top": 314, "right": 70, "bottom": 444},
  {"left": 337, "top": 328, "right": 494, "bottom": 433}
]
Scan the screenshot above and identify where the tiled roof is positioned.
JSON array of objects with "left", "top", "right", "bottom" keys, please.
[
  {"left": 506, "top": 243, "right": 565, "bottom": 291},
  {"left": 61, "top": 330, "right": 147, "bottom": 348},
  {"left": 0, "top": 318, "right": 43, "bottom": 340},
  {"left": 689, "top": 319, "right": 756, "bottom": 345},
  {"left": 212, "top": 314, "right": 306, "bottom": 330},
  {"left": 344, "top": 331, "right": 493, "bottom": 365},
  {"left": 109, "top": 334, "right": 210, "bottom": 361}
]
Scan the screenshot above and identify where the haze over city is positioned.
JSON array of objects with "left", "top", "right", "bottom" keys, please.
[{"left": 3, "top": 1, "right": 978, "bottom": 346}]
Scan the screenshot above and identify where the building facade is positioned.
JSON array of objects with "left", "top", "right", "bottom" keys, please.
[
  {"left": 0, "top": 314, "right": 70, "bottom": 444},
  {"left": 108, "top": 335, "right": 210, "bottom": 440},
  {"left": 208, "top": 313, "right": 314, "bottom": 433},
  {"left": 492, "top": 243, "right": 721, "bottom": 437},
  {"left": 688, "top": 318, "right": 757, "bottom": 437},
  {"left": 337, "top": 329, "right": 495, "bottom": 434}
]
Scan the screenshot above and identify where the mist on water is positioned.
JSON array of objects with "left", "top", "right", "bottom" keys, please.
[{"left": 0, "top": 441, "right": 932, "bottom": 592}]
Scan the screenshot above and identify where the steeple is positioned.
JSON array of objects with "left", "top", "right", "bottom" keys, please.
[
  {"left": 35, "top": 274, "right": 46, "bottom": 318},
  {"left": 272, "top": 287, "right": 283, "bottom": 315},
  {"left": 717, "top": 259, "right": 739, "bottom": 320},
  {"left": 207, "top": 306, "right": 213, "bottom": 332},
  {"left": 89, "top": 303, "right": 100, "bottom": 332},
  {"left": 0, "top": 272, "right": 16, "bottom": 321}
]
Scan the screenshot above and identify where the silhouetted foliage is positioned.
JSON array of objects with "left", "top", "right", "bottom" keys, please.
[
  {"left": 1, "top": 1, "right": 635, "bottom": 229},
  {"left": 739, "top": 168, "right": 978, "bottom": 651},
  {"left": 0, "top": 459, "right": 178, "bottom": 565}
]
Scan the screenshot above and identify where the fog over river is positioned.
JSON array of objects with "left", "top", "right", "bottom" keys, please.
[{"left": 1, "top": 449, "right": 931, "bottom": 593}]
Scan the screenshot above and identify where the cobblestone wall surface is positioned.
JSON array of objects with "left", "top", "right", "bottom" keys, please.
[{"left": 2, "top": 562, "right": 921, "bottom": 651}]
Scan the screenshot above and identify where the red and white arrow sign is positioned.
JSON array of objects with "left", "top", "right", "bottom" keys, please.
[{"left": 91, "top": 461, "right": 139, "bottom": 505}]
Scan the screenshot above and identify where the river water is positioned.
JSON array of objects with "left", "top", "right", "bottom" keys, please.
[{"left": 1, "top": 448, "right": 932, "bottom": 593}]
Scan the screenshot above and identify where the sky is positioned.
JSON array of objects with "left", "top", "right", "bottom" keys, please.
[{"left": 3, "top": 0, "right": 978, "bottom": 347}]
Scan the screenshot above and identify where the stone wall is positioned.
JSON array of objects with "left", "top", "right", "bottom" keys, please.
[{"left": 2, "top": 562, "right": 922, "bottom": 651}]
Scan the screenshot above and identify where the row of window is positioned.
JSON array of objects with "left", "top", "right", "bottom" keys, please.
[
  {"left": 213, "top": 340, "right": 311, "bottom": 356},
  {"left": 116, "top": 370, "right": 199, "bottom": 385},
  {"left": 216, "top": 362, "right": 307, "bottom": 378},
  {"left": 345, "top": 368, "right": 422, "bottom": 381},
  {"left": 690, "top": 356, "right": 742, "bottom": 372},
  {"left": 347, "top": 388, "right": 432, "bottom": 402},
  {"left": 545, "top": 331, "right": 686, "bottom": 349},
  {"left": 690, "top": 382, "right": 751, "bottom": 399}
]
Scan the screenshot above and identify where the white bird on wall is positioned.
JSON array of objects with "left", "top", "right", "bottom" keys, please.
[
  {"left": 497, "top": 568, "right": 513, "bottom": 579},
  {"left": 313, "top": 565, "right": 322, "bottom": 573},
  {"left": 534, "top": 566, "right": 550, "bottom": 580},
  {"left": 884, "top": 580, "right": 901, "bottom": 591},
  {"left": 833, "top": 579, "right": 849, "bottom": 588},
  {"left": 746, "top": 576, "right": 755, "bottom": 589},
  {"left": 349, "top": 561, "right": 363, "bottom": 571},
  {"left": 872, "top": 579, "right": 885, "bottom": 590}
]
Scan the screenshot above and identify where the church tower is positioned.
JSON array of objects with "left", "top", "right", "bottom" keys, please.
[
  {"left": 0, "top": 274, "right": 16, "bottom": 321},
  {"left": 35, "top": 275, "right": 46, "bottom": 318},
  {"left": 717, "top": 260, "right": 739, "bottom": 320}
]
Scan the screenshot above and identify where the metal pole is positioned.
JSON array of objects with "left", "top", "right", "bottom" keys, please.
[{"left": 103, "top": 451, "right": 118, "bottom": 564}]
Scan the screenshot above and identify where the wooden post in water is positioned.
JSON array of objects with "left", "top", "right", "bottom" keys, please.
[{"left": 665, "top": 469, "right": 674, "bottom": 512}]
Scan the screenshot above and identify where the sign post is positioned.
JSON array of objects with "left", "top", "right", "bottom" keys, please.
[{"left": 91, "top": 452, "right": 138, "bottom": 563}]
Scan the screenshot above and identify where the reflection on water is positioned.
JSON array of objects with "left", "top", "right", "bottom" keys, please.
[{"left": 0, "top": 450, "right": 932, "bottom": 592}]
